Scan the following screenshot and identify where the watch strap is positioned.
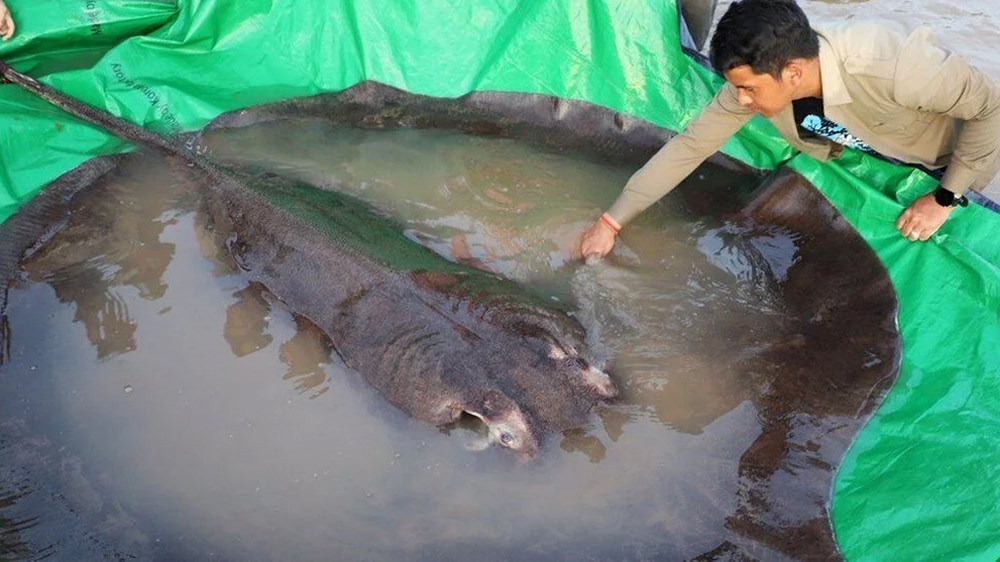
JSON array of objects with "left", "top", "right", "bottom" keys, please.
[{"left": 934, "top": 187, "right": 969, "bottom": 208}]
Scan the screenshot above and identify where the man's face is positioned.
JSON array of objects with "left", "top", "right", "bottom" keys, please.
[{"left": 724, "top": 64, "right": 797, "bottom": 118}]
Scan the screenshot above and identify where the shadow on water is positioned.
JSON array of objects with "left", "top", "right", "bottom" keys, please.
[{"left": 0, "top": 84, "right": 899, "bottom": 560}]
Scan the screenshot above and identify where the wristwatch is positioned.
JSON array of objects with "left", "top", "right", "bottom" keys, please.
[{"left": 933, "top": 187, "right": 969, "bottom": 208}]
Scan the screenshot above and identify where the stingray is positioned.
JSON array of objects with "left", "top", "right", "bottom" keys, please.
[
  {"left": 0, "top": 71, "right": 900, "bottom": 558},
  {"left": 0, "top": 63, "right": 618, "bottom": 459}
]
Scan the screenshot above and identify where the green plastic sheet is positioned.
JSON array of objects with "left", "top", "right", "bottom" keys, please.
[
  {"left": 0, "top": 0, "right": 998, "bottom": 558},
  {"left": 0, "top": 0, "right": 177, "bottom": 76}
]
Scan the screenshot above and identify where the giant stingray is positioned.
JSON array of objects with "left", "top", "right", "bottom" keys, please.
[
  {"left": 0, "top": 74, "right": 900, "bottom": 558},
  {"left": 0, "top": 63, "right": 618, "bottom": 459}
]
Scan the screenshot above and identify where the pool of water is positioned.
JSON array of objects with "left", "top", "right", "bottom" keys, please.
[{"left": 1, "top": 123, "right": 848, "bottom": 560}]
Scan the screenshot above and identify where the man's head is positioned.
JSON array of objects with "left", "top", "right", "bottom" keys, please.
[{"left": 709, "top": 0, "right": 820, "bottom": 117}]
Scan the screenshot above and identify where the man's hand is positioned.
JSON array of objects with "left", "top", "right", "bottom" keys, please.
[
  {"left": 0, "top": 0, "right": 14, "bottom": 41},
  {"left": 896, "top": 193, "right": 954, "bottom": 242},
  {"left": 579, "top": 214, "right": 620, "bottom": 259}
]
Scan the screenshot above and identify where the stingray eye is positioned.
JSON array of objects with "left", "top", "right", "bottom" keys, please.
[{"left": 500, "top": 432, "right": 513, "bottom": 446}]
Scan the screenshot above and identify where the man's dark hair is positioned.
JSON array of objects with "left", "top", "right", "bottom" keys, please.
[{"left": 709, "top": 0, "right": 819, "bottom": 78}]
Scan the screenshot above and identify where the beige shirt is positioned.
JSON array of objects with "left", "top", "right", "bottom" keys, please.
[{"left": 606, "top": 20, "right": 1000, "bottom": 226}]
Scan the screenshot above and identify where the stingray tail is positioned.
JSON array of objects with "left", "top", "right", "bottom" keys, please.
[{"left": 0, "top": 59, "right": 187, "bottom": 158}]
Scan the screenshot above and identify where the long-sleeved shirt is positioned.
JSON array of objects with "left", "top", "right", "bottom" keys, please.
[{"left": 606, "top": 20, "right": 1000, "bottom": 226}]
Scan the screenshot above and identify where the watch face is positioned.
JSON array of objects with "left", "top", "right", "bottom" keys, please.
[{"left": 934, "top": 187, "right": 956, "bottom": 207}]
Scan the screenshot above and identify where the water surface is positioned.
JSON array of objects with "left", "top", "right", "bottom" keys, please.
[{"left": 1, "top": 123, "right": 834, "bottom": 560}]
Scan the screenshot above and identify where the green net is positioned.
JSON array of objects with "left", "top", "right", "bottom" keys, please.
[{"left": 0, "top": 0, "right": 997, "bottom": 558}]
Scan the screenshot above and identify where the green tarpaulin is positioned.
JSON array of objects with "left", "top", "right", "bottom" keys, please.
[{"left": 0, "top": 0, "right": 997, "bottom": 558}]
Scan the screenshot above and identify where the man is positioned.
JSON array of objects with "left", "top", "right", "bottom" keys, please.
[
  {"left": 580, "top": 0, "right": 1000, "bottom": 257},
  {"left": 1, "top": 0, "right": 14, "bottom": 41}
]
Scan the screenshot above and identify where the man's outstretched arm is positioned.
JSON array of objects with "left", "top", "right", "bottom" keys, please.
[{"left": 581, "top": 83, "right": 753, "bottom": 258}]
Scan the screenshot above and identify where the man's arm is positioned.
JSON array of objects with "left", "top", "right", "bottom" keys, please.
[
  {"left": 895, "top": 29, "right": 1000, "bottom": 197},
  {"left": 894, "top": 27, "right": 1000, "bottom": 241},
  {"left": 580, "top": 83, "right": 753, "bottom": 257}
]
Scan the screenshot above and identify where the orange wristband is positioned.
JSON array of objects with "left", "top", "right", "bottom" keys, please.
[{"left": 599, "top": 213, "right": 621, "bottom": 235}]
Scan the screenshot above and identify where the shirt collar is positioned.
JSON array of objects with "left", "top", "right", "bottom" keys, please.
[{"left": 815, "top": 30, "right": 852, "bottom": 107}]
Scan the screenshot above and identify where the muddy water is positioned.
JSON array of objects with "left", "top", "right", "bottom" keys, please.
[{"left": 2, "top": 124, "right": 810, "bottom": 560}]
